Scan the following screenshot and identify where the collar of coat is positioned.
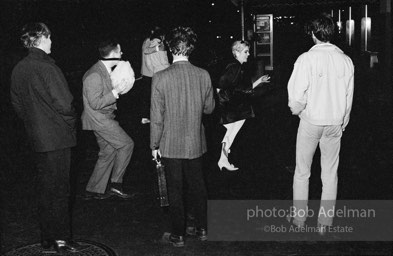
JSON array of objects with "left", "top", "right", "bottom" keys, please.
[{"left": 28, "top": 47, "right": 55, "bottom": 63}]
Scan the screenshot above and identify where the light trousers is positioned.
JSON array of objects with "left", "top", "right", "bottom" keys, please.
[
  {"left": 86, "top": 124, "right": 134, "bottom": 194},
  {"left": 292, "top": 119, "right": 342, "bottom": 226}
]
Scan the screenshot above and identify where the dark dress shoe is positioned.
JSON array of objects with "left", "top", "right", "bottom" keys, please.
[
  {"left": 185, "top": 227, "right": 207, "bottom": 241},
  {"left": 55, "top": 240, "right": 90, "bottom": 253},
  {"left": 83, "top": 191, "right": 112, "bottom": 200},
  {"left": 196, "top": 228, "right": 208, "bottom": 241},
  {"left": 186, "top": 226, "right": 196, "bottom": 236},
  {"left": 41, "top": 240, "right": 87, "bottom": 253},
  {"left": 109, "top": 187, "right": 134, "bottom": 199},
  {"left": 41, "top": 240, "right": 58, "bottom": 254},
  {"left": 161, "top": 233, "right": 185, "bottom": 247}
]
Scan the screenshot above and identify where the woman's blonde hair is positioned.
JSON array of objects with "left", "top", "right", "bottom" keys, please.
[{"left": 231, "top": 40, "right": 250, "bottom": 58}]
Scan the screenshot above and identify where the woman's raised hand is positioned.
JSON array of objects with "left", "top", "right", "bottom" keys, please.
[
  {"left": 260, "top": 75, "right": 270, "bottom": 83},
  {"left": 253, "top": 74, "right": 271, "bottom": 88}
]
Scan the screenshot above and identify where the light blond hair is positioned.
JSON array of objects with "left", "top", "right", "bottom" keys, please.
[{"left": 231, "top": 40, "right": 250, "bottom": 58}]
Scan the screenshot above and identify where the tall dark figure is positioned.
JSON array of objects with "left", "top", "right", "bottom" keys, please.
[
  {"left": 10, "top": 22, "right": 83, "bottom": 253},
  {"left": 150, "top": 26, "right": 215, "bottom": 247}
]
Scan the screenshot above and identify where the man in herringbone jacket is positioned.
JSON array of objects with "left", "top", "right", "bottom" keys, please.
[{"left": 150, "top": 26, "right": 215, "bottom": 247}]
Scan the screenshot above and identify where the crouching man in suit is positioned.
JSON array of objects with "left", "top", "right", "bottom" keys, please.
[
  {"left": 81, "top": 38, "right": 134, "bottom": 200},
  {"left": 150, "top": 26, "right": 215, "bottom": 247}
]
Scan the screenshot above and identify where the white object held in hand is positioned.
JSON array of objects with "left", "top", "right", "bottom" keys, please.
[{"left": 111, "top": 61, "right": 135, "bottom": 95}]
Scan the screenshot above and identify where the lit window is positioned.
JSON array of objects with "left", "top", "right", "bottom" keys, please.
[
  {"left": 361, "top": 5, "right": 371, "bottom": 51},
  {"left": 346, "top": 7, "right": 354, "bottom": 46}
]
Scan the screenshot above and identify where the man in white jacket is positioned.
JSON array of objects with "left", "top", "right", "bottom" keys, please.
[{"left": 287, "top": 14, "right": 354, "bottom": 234}]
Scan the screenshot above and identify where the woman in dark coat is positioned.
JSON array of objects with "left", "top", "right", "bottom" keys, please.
[{"left": 217, "top": 40, "right": 270, "bottom": 171}]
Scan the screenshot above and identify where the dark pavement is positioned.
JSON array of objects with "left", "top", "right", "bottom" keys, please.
[{"left": 1, "top": 62, "right": 392, "bottom": 255}]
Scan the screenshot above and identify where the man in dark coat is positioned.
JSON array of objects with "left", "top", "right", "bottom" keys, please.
[
  {"left": 10, "top": 22, "right": 81, "bottom": 253},
  {"left": 150, "top": 26, "right": 215, "bottom": 247}
]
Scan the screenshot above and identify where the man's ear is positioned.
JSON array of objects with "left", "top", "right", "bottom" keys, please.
[{"left": 34, "top": 37, "right": 43, "bottom": 47}]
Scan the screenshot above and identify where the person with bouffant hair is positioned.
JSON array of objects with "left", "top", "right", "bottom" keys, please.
[
  {"left": 150, "top": 26, "right": 215, "bottom": 247},
  {"left": 11, "top": 22, "right": 83, "bottom": 253},
  {"left": 217, "top": 40, "right": 270, "bottom": 171}
]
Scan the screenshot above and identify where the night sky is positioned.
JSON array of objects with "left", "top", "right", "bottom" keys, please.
[{"left": 1, "top": 0, "right": 243, "bottom": 74}]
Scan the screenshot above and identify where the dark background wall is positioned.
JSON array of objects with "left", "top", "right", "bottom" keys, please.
[
  {"left": 0, "top": 0, "right": 245, "bottom": 122},
  {"left": 0, "top": 0, "right": 241, "bottom": 73}
]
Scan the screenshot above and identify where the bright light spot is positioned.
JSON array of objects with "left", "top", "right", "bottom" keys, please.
[
  {"left": 216, "top": 35, "right": 221, "bottom": 39},
  {"left": 290, "top": 22, "right": 294, "bottom": 25},
  {"left": 237, "top": 10, "right": 240, "bottom": 12},
  {"left": 209, "top": 20, "right": 212, "bottom": 23},
  {"left": 337, "top": 21, "right": 342, "bottom": 30},
  {"left": 230, "top": 36, "right": 233, "bottom": 39},
  {"left": 211, "top": 3, "right": 215, "bottom": 6},
  {"left": 366, "top": 18, "right": 371, "bottom": 27}
]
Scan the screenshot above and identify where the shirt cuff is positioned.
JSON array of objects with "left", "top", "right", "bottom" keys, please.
[{"left": 112, "top": 89, "right": 119, "bottom": 99}]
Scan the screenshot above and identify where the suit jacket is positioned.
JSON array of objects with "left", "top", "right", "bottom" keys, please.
[
  {"left": 81, "top": 61, "right": 118, "bottom": 131},
  {"left": 10, "top": 48, "right": 76, "bottom": 152},
  {"left": 150, "top": 60, "right": 215, "bottom": 159}
]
